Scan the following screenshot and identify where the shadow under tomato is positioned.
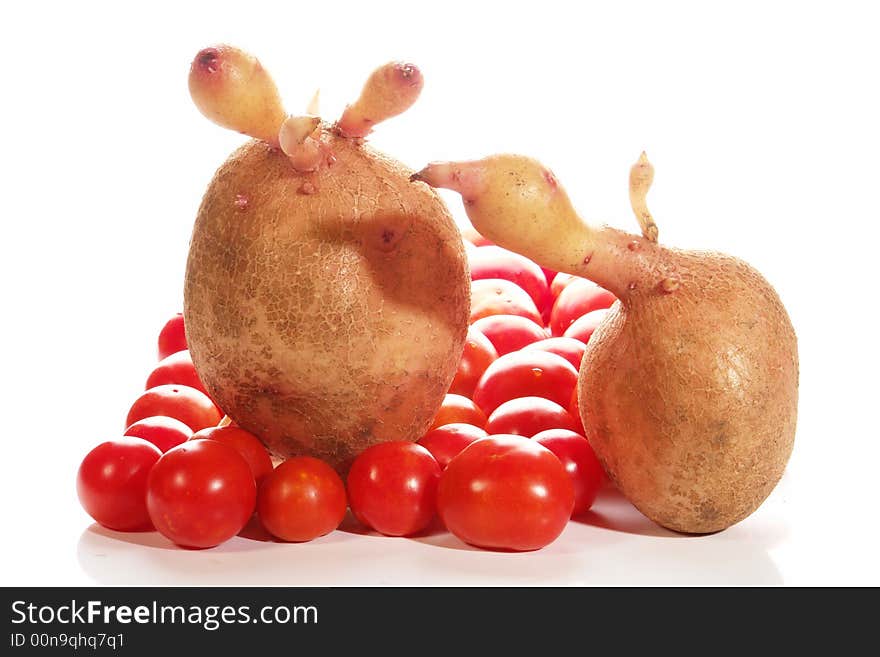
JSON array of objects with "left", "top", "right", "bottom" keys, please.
[{"left": 337, "top": 510, "right": 450, "bottom": 540}]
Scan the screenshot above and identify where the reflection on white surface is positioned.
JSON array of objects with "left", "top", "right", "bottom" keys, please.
[{"left": 76, "top": 488, "right": 785, "bottom": 586}]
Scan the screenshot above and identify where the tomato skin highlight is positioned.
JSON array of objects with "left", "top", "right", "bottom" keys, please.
[
  {"left": 257, "top": 457, "right": 347, "bottom": 542},
  {"left": 418, "top": 423, "right": 488, "bottom": 468},
  {"left": 124, "top": 415, "right": 193, "bottom": 453},
  {"left": 472, "top": 350, "right": 579, "bottom": 415},
  {"left": 146, "top": 439, "right": 256, "bottom": 549},
  {"left": 347, "top": 441, "right": 441, "bottom": 537},
  {"left": 190, "top": 425, "right": 274, "bottom": 486},
  {"left": 533, "top": 429, "right": 606, "bottom": 515},
  {"left": 77, "top": 438, "right": 162, "bottom": 532},
  {"left": 437, "top": 435, "right": 574, "bottom": 551}
]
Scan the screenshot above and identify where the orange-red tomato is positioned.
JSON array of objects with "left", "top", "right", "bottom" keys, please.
[
  {"left": 124, "top": 416, "right": 192, "bottom": 453},
  {"left": 438, "top": 435, "right": 574, "bottom": 551},
  {"left": 470, "top": 278, "right": 542, "bottom": 325},
  {"left": 533, "top": 429, "right": 605, "bottom": 515},
  {"left": 145, "top": 350, "right": 209, "bottom": 396},
  {"left": 448, "top": 326, "right": 498, "bottom": 398},
  {"left": 125, "top": 385, "right": 222, "bottom": 432},
  {"left": 473, "top": 350, "right": 579, "bottom": 415},
  {"left": 550, "top": 279, "right": 616, "bottom": 336},
  {"left": 257, "top": 457, "right": 347, "bottom": 542},
  {"left": 471, "top": 314, "right": 548, "bottom": 356},
  {"left": 430, "top": 393, "right": 488, "bottom": 430},
  {"left": 146, "top": 439, "right": 256, "bottom": 548},
  {"left": 485, "top": 396, "right": 580, "bottom": 436},
  {"left": 77, "top": 438, "right": 162, "bottom": 531},
  {"left": 157, "top": 313, "right": 187, "bottom": 360},
  {"left": 191, "top": 425, "right": 274, "bottom": 486},
  {"left": 418, "top": 423, "right": 488, "bottom": 468},
  {"left": 347, "top": 442, "right": 441, "bottom": 537}
]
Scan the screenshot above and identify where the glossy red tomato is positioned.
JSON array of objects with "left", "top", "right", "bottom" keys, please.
[
  {"left": 448, "top": 326, "right": 498, "bottom": 398},
  {"left": 257, "top": 457, "right": 347, "bottom": 542},
  {"left": 471, "top": 314, "right": 548, "bottom": 356},
  {"left": 468, "top": 246, "right": 552, "bottom": 318},
  {"left": 191, "top": 426, "right": 274, "bottom": 486},
  {"left": 145, "top": 350, "right": 208, "bottom": 396},
  {"left": 533, "top": 429, "right": 605, "bottom": 515},
  {"left": 437, "top": 435, "right": 574, "bottom": 551},
  {"left": 157, "top": 313, "right": 187, "bottom": 360},
  {"left": 417, "top": 423, "right": 488, "bottom": 468},
  {"left": 347, "top": 441, "right": 441, "bottom": 536},
  {"left": 125, "top": 384, "right": 222, "bottom": 432},
  {"left": 485, "top": 396, "right": 579, "bottom": 436},
  {"left": 124, "top": 415, "right": 192, "bottom": 453},
  {"left": 472, "top": 350, "right": 579, "bottom": 415},
  {"left": 563, "top": 309, "right": 609, "bottom": 344},
  {"left": 146, "top": 439, "right": 256, "bottom": 548},
  {"left": 470, "top": 279, "right": 542, "bottom": 325},
  {"left": 522, "top": 336, "right": 587, "bottom": 371},
  {"left": 429, "top": 394, "right": 487, "bottom": 430},
  {"left": 77, "top": 438, "right": 162, "bottom": 531},
  {"left": 550, "top": 279, "right": 616, "bottom": 336}
]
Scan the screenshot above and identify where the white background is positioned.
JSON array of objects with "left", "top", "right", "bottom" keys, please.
[{"left": 1, "top": 0, "right": 878, "bottom": 586}]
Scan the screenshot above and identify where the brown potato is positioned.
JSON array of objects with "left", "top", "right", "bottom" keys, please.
[
  {"left": 184, "top": 133, "right": 470, "bottom": 474},
  {"left": 414, "top": 153, "right": 798, "bottom": 533}
]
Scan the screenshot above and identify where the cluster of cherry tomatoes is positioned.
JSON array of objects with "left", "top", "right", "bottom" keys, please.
[{"left": 76, "top": 227, "right": 616, "bottom": 552}]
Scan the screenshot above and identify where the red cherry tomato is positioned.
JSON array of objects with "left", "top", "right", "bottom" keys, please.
[
  {"left": 124, "top": 415, "right": 192, "bottom": 453},
  {"left": 485, "top": 396, "right": 579, "bottom": 436},
  {"left": 347, "top": 441, "right": 441, "bottom": 536},
  {"left": 76, "top": 438, "right": 162, "bottom": 531},
  {"left": 550, "top": 272, "right": 578, "bottom": 299},
  {"left": 470, "top": 279, "right": 542, "bottom": 325},
  {"left": 563, "top": 309, "right": 609, "bottom": 344},
  {"left": 418, "top": 423, "right": 488, "bottom": 468},
  {"left": 437, "top": 435, "right": 574, "bottom": 551},
  {"left": 471, "top": 314, "right": 548, "bottom": 356},
  {"left": 191, "top": 426, "right": 274, "bottom": 486},
  {"left": 448, "top": 326, "right": 498, "bottom": 398},
  {"left": 157, "top": 313, "right": 187, "bottom": 360},
  {"left": 473, "top": 350, "right": 579, "bottom": 415},
  {"left": 533, "top": 429, "right": 605, "bottom": 515},
  {"left": 146, "top": 439, "right": 256, "bottom": 548},
  {"left": 429, "top": 394, "right": 487, "bottom": 430},
  {"left": 257, "top": 457, "right": 347, "bottom": 542},
  {"left": 460, "top": 225, "right": 492, "bottom": 247},
  {"left": 145, "top": 350, "right": 208, "bottom": 396},
  {"left": 126, "top": 384, "right": 222, "bottom": 432},
  {"left": 522, "top": 336, "right": 587, "bottom": 371},
  {"left": 468, "top": 246, "right": 552, "bottom": 318},
  {"left": 550, "top": 279, "right": 616, "bottom": 336}
]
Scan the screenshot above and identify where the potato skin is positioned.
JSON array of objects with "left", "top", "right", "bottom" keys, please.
[
  {"left": 578, "top": 249, "right": 798, "bottom": 533},
  {"left": 184, "top": 134, "right": 470, "bottom": 474}
]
